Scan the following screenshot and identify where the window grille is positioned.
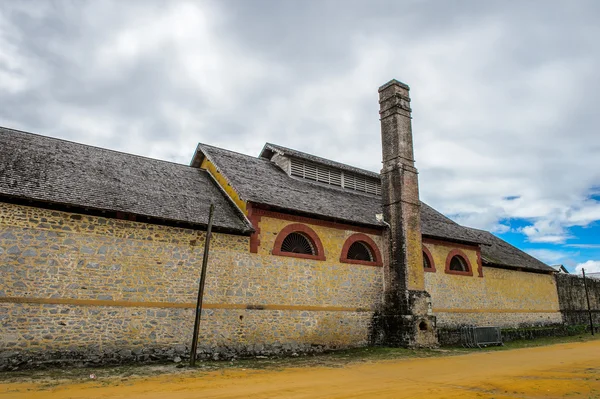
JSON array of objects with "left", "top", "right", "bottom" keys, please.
[
  {"left": 347, "top": 241, "right": 374, "bottom": 261},
  {"left": 450, "top": 255, "right": 469, "bottom": 272},
  {"left": 280, "top": 232, "right": 315, "bottom": 255},
  {"left": 423, "top": 252, "right": 432, "bottom": 269}
]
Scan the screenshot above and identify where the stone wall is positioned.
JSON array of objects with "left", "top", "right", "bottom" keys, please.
[
  {"left": 2, "top": 199, "right": 577, "bottom": 367},
  {"left": 254, "top": 215, "right": 384, "bottom": 309},
  {"left": 424, "top": 241, "right": 562, "bottom": 329},
  {"left": 0, "top": 202, "right": 382, "bottom": 369},
  {"left": 555, "top": 273, "right": 600, "bottom": 327}
]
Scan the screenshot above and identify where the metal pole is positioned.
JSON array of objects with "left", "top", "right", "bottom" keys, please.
[
  {"left": 582, "top": 268, "right": 594, "bottom": 336},
  {"left": 190, "top": 204, "right": 215, "bottom": 366}
]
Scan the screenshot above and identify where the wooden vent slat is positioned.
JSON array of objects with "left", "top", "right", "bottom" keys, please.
[{"left": 287, "top": 158, "right": 380, "bottom": 195}]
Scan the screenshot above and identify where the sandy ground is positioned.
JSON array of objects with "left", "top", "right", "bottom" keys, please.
[{"left": 1, "top": 341, "right": 600, "bottom": 399}]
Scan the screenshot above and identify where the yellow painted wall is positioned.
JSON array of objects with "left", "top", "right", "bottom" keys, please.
[
  {"left": 0, "top": 197, "right": 567, "bottom": 363},
  {"left": 0, "top": 202, "right": 382, "bottom": 356},
  {"left": 423, "top": 241, "right": 562, "bottom": 327},
  {"left": 256, "top": 216, "right": 384, "bottom": 309}
]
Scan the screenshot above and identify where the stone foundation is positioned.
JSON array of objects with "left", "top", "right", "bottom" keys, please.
[{"left": 1, "top": 302, "right": 373, "bottom": 370}]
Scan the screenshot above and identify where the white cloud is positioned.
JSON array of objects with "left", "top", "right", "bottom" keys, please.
[
  {"left": 491, "top": 224, "right": 511, "bottom": 234},
  {"left": 0, "top": 9, "right": 47, "bottom": 93},
  {"left": 575, "top": 260, "right": 600, "bottom": 274},
  {"left": 1, "top": 0, "right": 599, "bottom": 248},
  {"left": 526, "top": 249, "right": 577, "bottom": 265},
  {"left": 518, "top": 220, "right": 570, "bottom": 244}
]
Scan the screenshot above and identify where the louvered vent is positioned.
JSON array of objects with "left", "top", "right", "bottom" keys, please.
[
  {"left": 347, "top": 241, "right": 374, "bottom": 261},
  {"left": 306, "top": 163, "right": 318, "bottom": 180},
  {"left": 355, "top": 177, "right": 366, "bottom": 192},
  {"left": 289, "top": 158, "right": 380, "bottom": 195},
  {"left": 330, "top": 170, "right": 342, "bottom": 186},
  {"left": 344, "top": 174, "right": 355, "bottom": 190},
  {"left": 281, "top": 232, "right": 315, "bottom": 255},
  {"left": 290, "top": 160, "right": 304, "bottom": 177},
  {"left": 366, "top": 180, "right": 379, "bottom": 195}
]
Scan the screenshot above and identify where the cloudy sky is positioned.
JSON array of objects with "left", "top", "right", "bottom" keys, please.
[{"left": 2, "top": 0, "right": 599, "bottom": 273}]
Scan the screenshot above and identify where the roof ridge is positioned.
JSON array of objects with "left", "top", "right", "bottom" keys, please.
[
  {"left": 199, "top": 142, "right": 272, "bottom": 163},
  {"left": 0, "top": 126, "right": 195, "bottom": 169}
]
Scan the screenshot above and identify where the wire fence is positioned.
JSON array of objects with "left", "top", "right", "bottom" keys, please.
[{"left": 461, "top": 326, "right": 503, "bottom": 348}]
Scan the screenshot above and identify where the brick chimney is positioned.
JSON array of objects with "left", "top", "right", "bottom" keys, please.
[{"left": 374, "top": 79, "right": 437, "bottom": 347}]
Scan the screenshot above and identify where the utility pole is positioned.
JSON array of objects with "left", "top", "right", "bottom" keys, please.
[
  {"left": 582, "top": 268, "right": 594, "bottom": 336},
  {"left": 189, "top": 204, "right": 215, "bottom": 366}
]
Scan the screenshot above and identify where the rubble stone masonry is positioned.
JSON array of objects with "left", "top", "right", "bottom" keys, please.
[
  {"left": 0, "top": 202, "right": 382, "bottom": 368},
  {"left": 0, "top": 200, "right": 572, "bottom": 369},
  {"left": 423, "top": 240, "right": 562, "bottom": 328}
]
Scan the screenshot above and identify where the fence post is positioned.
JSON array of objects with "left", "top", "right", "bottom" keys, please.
[
  {"left": 582, "top": 268, "right": 594, "bottom": 336},
  {"left": 189, "top": 204, "right": 215, "bottom": 366}
]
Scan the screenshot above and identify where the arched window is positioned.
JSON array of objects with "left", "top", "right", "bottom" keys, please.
[
  {"left": 340, "top": 233, "right": 383, "bottom": 266},
  {"left": 423, "top": 254, "right": 432, "bottom": 269},
  {"left": 449, "top": 255, "right": 468, "bottom": 272},
  {"left": 347, "top": 241, "right": 374, "bottom": 261},
  {"left": 444, "top": 249, "right": 473, "bottom": 276},
  {"left": 272, "top": 223, "right": 325, "bottom": 261},
  {"left": 281, "top": 232, "right": 315, "bottom": 255},
  {"left": 423, "top": 246, "right": 435, "bottom": 272}
]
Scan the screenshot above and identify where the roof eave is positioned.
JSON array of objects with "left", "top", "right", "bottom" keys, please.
[
  {"left": 259, "top": 143, "right": 284, "bottom": 160},
  {"left": 248, "top": 201, "right": 386, "bottom": 231},
  {"left": 0, "top": 194, "right": 253, "bottom": 236},
  {"left": 482, "top": 258, "right": 555, "bottom": 274},
  {"left": 422, "top": 233, "right": 483, "bottom": 247}
]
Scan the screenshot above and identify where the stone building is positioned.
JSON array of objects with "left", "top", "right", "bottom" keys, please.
[{"left": 0, "top": 79, "right": 591, "bottom": 368}]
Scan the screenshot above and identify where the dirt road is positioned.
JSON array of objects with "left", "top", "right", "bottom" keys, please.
[{"left": 2, "top": 341, "right": 600, "bottom": 398}]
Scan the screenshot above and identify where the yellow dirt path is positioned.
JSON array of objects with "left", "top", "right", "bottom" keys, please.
[{"left": 2, "top": 341, "right": 600, "bottom": 399}]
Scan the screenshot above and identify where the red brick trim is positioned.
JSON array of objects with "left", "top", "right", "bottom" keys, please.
[
  {"left": 250, "top": 204, "right": 383, "bottom": 236},
  {"left": 247, "top": 203, "right": 262, "bottom": 253},
  {"left": 272, "top": 223, "right": 326, "bottom": 261},
  {"left": 422, "top": 237, "right": 479, "bottom": 251},
  {"left": 423, "top": 245, "right": 436, "bottom": 272},
  {"left": 444, "top": 249, "right": 474, "bottom": 276},
  {"left": 339, "top": 233, "right": 383, "bottom": 267}
]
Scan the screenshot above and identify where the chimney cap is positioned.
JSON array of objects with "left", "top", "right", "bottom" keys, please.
[{"left": 378, "top": 79, "right": 410, "bottom": 92}]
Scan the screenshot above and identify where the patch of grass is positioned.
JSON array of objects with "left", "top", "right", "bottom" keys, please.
[{"left": 1, "top": 333, "right": 598, "bottom": 385}]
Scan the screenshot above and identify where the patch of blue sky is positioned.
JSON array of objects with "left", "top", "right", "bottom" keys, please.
[{"left": 495, "top": 218, "right": 600, "bottom": 273}]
